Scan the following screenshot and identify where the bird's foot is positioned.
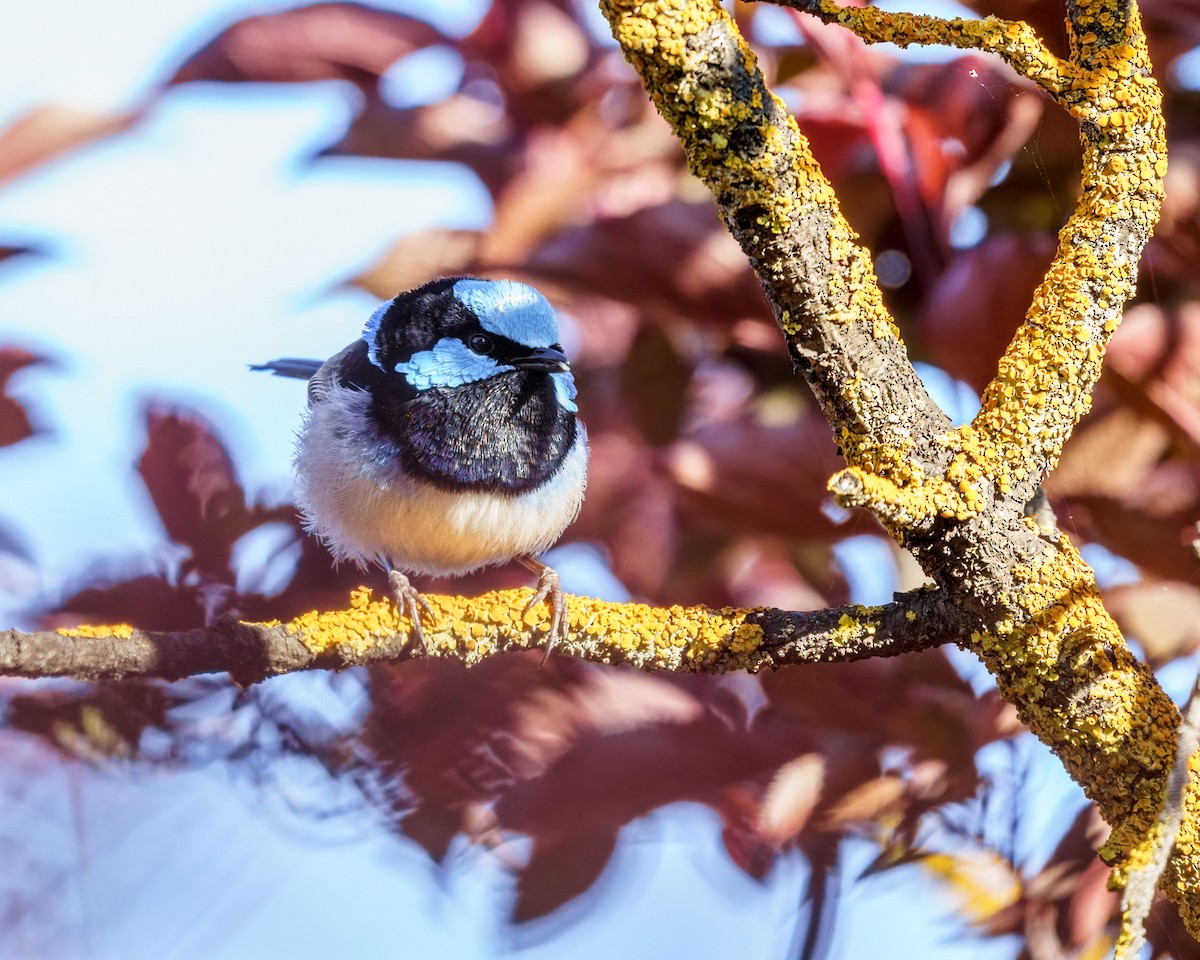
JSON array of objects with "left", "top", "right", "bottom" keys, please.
[
  {"left": 519, "top": 556, "right": 569, "bottom": 665},
  {"left": 388, "top": 570, "right": 435, "bottom": 653}
]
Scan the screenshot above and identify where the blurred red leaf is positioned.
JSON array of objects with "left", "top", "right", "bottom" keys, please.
[
  {"left": 48, "top": 574, "right": 203, "bottom": 632},
  {"left": 1106, "top": 580, "right": 1200, "bottom": 667},
  {"left": 514, "top": 829, "right": 617, "bottom": 922},
  {"left": 1144, "top": 139, "right": 1200, "bottom": 298},
  {"left": 526, "top": 202, "right": 768, "bottom": 328},
  {"left": 137, "top": 406, "right": 252, "bottom": 576},
  {"left": 668, "top": 408, "right": 846, "bottom": 543},
  {"left": 362, "top": 657, "right": 820, "bottom": 915},
  {"left": 920, "top": 234, "right": 1058, "bottom": 390},
  {"left": 168, "top": 3, "right": 445, "bottom": 88},
  {"left": 717, "top": 539, "right": 836, "bottom": 611},
  {"left": 1106, "top": 303, "right": 1200, "bottom": 444},
  {"left": 760, "top": 650, "right": 1010, "bottom": 811},
  {"left": 1067, "top": 494, "right": 1200, "bottom": 584},
  {"left": 365, "top": 656, "right": 563, "bottom": 815},
  {"left": 7, "top": 681, "right": 172, "bottom": 759},
  {"left": 1002, "top": 806, "right": 1118, "bottom": 951},
  {"left": 1049, "top": 407, "right": 1172, "bottom": 502},
  {"left": 759, "top": 753, "right": 825, "bottom": 842},
  {"left": 464, "top": 0, "right": 595, "bottom": 127},
  {"left": 237, "top": 533, "right": 391, "bottom": 623},
  {"left": 891, "top": 58, "right": 1046, "bottom": 218},
  {"left": 823, "top": 775, "right": 907, "bottom": 827},
  {"left": 0, "top": 347, "right": 45, "bottom": 447},
  {"left": 0, "top": 105, "right": 138, "bottom": 188},
  {"left": 720, "top": 783, "right": 781, "bottom": 878},
  {"left": 322, "top": 96, "right": 518, "bottom": 192},
  {"left": 570, "top": 435, "right": 680, "bottom": 598},
  {"left": 618, "top": 322, "right": 691, "bottom": 445},
  {"left": 353, "top": 229, "right": 484, "bottom": 296},
  {"left": 1047, "top": 303, "right": 1200, "bottom": 581},
  {"left": 398, "top": 802, "right": 468, "bottom": 863},
  {"left": 493, "top": 672, "right": 760, "bottom": 834}
]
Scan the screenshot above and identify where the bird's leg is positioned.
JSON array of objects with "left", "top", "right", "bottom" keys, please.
[
  {"left": 518, "top": 555, "right": 569, "bottom": 664},
  {"left": 388, "top": 569, "right": 436, "bottom": 653}
]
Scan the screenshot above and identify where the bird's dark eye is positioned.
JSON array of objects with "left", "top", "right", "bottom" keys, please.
[{"left": 468, "top": 333, "right": 494, "bottom": 355}]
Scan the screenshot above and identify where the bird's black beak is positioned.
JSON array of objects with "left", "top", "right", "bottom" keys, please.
[{"left": 511, "top": 346, "right": 570, "bottom": 372}]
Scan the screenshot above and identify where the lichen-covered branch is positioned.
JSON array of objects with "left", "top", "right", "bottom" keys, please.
[
  {"left": 770, "top": 0, "right": 1167, "bottom": 515},
  {"left": 601, "top": 0, "right": 1195, "bottom": 940},
  {"left": 1114, "top": 670, "right": 1200, "bottom": 958},
  {"left": 773, "top": 0, "right": 1078, "bottom": 100},
  {"left": 957, "top": 9, "right": 1165, "bottom": 508},
  {"left": 2, "top": 587, "right": 947, "bottom": 683}
]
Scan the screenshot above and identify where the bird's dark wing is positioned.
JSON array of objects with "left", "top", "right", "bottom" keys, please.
[{"left": 310, "top": 340, "right": 400, "bottom": 407}]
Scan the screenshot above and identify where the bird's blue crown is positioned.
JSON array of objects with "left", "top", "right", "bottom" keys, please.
[{"left": 451, "top": 278, "right": 558, "bottom": 348}]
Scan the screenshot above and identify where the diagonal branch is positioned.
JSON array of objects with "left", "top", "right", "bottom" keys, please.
[
  {"left": 962, "top": 0, "right": 1166, "bottom": 507},
  {"left": 1114, "top": 669, "right": 1200, "bottom": 958}
]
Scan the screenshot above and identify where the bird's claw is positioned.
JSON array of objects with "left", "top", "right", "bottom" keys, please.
[
  {"left": 388, "top": 570, "right": 435, "bottom": 653},
  {"left": 521, "top": 559, "right": 568, "bottom": 665}
]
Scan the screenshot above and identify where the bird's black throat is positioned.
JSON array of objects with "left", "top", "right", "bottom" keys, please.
[{"left": 370, "top": 370, "right": 578, "bottom": 494}]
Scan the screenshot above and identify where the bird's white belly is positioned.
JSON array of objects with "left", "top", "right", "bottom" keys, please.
[{"left": 293, "top": 384, "right": 587, "bottom": 575}]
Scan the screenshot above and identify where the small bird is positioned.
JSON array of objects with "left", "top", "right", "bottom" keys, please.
[{"left": 254, "top": 276, "right": 588, "bottom": 656}]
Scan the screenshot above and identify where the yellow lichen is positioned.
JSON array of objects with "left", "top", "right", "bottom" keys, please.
[
  {"left": 964, "top": 536, "right": 1178, "bottom": 841},
  {"left": 58, "top": 623, "right": 135, "bottom": 639},
  {"left": 286, "top": 586, "right": 401, "bottom": 657},
  {"left": 282, "top": 586, "right": 766, "bottom": 670}
]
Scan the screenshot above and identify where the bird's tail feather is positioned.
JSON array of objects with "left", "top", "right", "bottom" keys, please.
[{"left": 250, "top": 358, "right": 323, "bottom": 380}]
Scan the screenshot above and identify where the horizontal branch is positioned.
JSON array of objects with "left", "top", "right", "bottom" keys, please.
[{"left": 3, "top": 587, "right": 950, "bottom": 684}]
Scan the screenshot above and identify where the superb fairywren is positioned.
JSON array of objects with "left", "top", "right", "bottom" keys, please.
[{"left": 255, "top": 277, "right": 588, "bottom": 655}]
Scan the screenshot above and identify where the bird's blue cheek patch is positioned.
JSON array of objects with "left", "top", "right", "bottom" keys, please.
[
  {"left": 362, "top": 301, "right": 391, "bottom": 370},
  {"left": 453, "top": 278, "right": 558, "bottom": 349},
  {"left": 552, "top": 371, "right": 578, "bottom": 413},
  {"left": 394, "top": 337, "right": 515, "bottom": 390}
]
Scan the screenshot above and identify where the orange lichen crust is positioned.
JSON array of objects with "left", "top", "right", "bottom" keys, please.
[
  {"left": 1162, "top": 751, "right": 1200, "bottom": 936},
  {"left": 57, "top": 623, "right": 136, "bottom": 639},
  {"left": 964, "top": 529, "right": 1178, "bottom": 826},
  {"left": 3, "top": 587, "right": 943, "bottom": 681},
  {"left": 963, "top": 524, "right": 1200, "bottom": 941},
  {"left": 285, "top": 586, "right": 767, "bottom": 672},
  {"left": 967, "top": 4, "right": 1165, "bottom": 497}
]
